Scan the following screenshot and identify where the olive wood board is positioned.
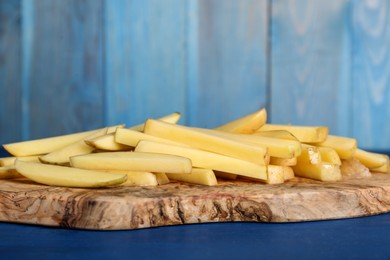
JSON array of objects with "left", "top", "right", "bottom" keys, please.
[{"left": 1, "top": 174, "right": 390, "bottom": 230}]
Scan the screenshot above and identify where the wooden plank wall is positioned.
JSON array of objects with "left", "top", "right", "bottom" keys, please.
[
  {"left": 0, "top": 0, "right": 390, "bottom": 150},
  {"left": 0, "top": 1, "right": 22, "bottom": 144}
]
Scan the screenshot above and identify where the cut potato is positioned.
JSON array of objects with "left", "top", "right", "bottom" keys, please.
[
  {"left": 0, "top": 156, "right": 39, "bottom": 166},
  {"left": 166, "top": 168, "right": 217, "bottom": 186},
  {"left": 282, "top": 166, "right": 295, "bottom": 180},
  {"left": 258, "top": 124, "right": 328, "bottom": 143},
  {"left": 0, "top": 157, "right": 18, "bottom": 166},
  {"left": 85, "top": 133, "right": 131, "bottom": 151},
  {"left": 0, "top": 165, "right": 22, "bottom": 179},
  {"left": 115, "top": 128, "right": 184, "bottom": 148},
  {"left": 135, "top": 140, "right": 267, "bottom": 181},
  {"left": 240, "top": 165, "right": 286, "bottom": 184},
  {"left": 266, "top": 165, "right": 286, "bottom": 184},
  {"left": 70, "top": 151, "right": 192, "bottom": 174},
  {"left": 99, "top": 170, "right": 158, "bottom": 186},
  {"left": 215, "top": 108, "right": 267, "bottom": 134},
  {"left": 15, "top": 160, "right": 127, "bottom": 187},
  {"left": 317, "top": 147, "right": 341, "bottom": 165},
  {"left": 254, "top": 130, "right": 298, "bottom": 141},
  {"left": 340, "top": 158, "right": 371, "bottom": 178},
  {"left": 316, "top": 135, "right": 357, "bottom": 159},
  {"left": 130, "top": 112, "right": 181, "bottom": 132},
  {"left": 85, "top": 112, "right": 181, "bottom": 151},
  {"left": 144, "top": 119, "right": 268, "bottom": 165},
  {"left": 39, "top": 127, "right": 108, "bottom": 165},
  {"left": 154, "top": 173, "right": 170, "bottom": 185},
  {"left": 297, "top": 145, "right": 321, "bottom": 165},
  {"left": 3, "top": 128, "right": 106, "bottom": 156},
  {"left": 370, "top": 158, "right": 390, "bottom": 173},
  {"left": 198, "top": 128, "right": 301, "bottom": 159},
  {"left": 270, "top": 157, "right": 297, "bottom": 166},
  {"left": 292, "top": 162, "right": 341, "bottom": 181},
  {"left": 354, "top": 149, "right": 389, "bottom": 169}
]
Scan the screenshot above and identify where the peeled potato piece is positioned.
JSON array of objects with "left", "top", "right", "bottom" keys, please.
[
  {"left": 215, "top": 108, "right": 267, "bottom": 134},
  {"left": 144, "top": 119, "right": 268, "bottom": 165},
  {"left": 15, "top": 160, "right": 127, "bottom": 188},
  {"left": 166, "top": 168, "right": 217, "bottom": 186},
  {"left": 135, "top": 140, "right": 267, "bottom": 181},
  {"left": 258, "top": 124, "right": 328, "bottom": 143},
  {"left": 70, "top": 151, "right": 192, "bottom": 174}
]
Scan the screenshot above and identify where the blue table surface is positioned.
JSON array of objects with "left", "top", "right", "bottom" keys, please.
[{"left": 1, "top": 149, "right": 390, "bottom": 259}]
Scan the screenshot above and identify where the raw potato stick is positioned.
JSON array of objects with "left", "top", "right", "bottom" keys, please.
[
  {"left": 15, "top": 160, "right": 127, "bottom": 188},
  {"left": 258, "top": 124, "right": 328, "bottom": 143},
  {"left": 144, "top": 119, "right": 269, "bottom": 165},
  {"left": 70, "top": 151, "right": 192, "bottom": 174},
  {"left": 135, "top": 140, "right": 268, "bottom": 181},
  {"left": 215, "top": 108, "right": 267, "bottom": 134},
  {"left": 85, "top": 112, "right": 181, "bottom": 151}
]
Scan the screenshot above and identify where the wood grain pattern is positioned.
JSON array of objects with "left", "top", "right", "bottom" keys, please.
[
  {"left": 0, "top": 1, "right": 22, "bottom": 144},
  {"left": 190, "top": 0, "right": 268, "bottom": 128},
  {"left": 104, "top": 0, "right": 188, "bottom": 126},
  {"left": 1, "top": 174, "right": 390, "bottom": 230},
  {"left": 24, "top": 0, "right": 104, "bottom": 139},
  {"left": 351, "top": 0, "right": 390, "bottom": 149},
  {"left": 270, "top": 0, "right": 352, "bottom": 136}
]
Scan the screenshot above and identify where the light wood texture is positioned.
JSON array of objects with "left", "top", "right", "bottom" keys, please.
[
  {"left": 24, "top": 0, "right": 104, "bottom": 139},
  {"left": 270, "top": 0, "right": 351, "bottom": 136},
  {"left": 104, "top": 0, "right": 187, "bottom": 126},
  {"left": 1, "top": 174, "right": 390, "bottom": 230},
  {"left": 190, "top": 0, "right": 268, "bottom": 128},
  {"left": 351, "top": 0, "right": 390, "bottom": 149},
  {"left": 0, "top": 1, "right": 22, "bottom": 143}
]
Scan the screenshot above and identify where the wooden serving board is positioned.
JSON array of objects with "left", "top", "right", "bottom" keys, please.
[{"left": 1, "top": 174, "right": 390, "bottom": 230}]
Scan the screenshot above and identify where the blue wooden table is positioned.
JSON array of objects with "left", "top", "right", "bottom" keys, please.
[{"left": 1, "top": 214, "right": 390, "bottom": 259}]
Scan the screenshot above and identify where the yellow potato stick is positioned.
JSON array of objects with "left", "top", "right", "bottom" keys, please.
[
  {"left": 197, "top": 128, "right": 301, "bottom": 159},
  {"left": 115, "top": 128, "right": 184, "bottom": 147},
  {"left": 215, "top": 108, "right": 267, "bottom": 134},
  {"left": 318, "top": 147, "right": 341, "bottom": 165},
  {"left": 85, "top": 113, "right": 182, "bottom": 151},
  {"left": 70, "top": 151, "right": 192, "bottom": 174},
  {"left": 292, "top": 162, "right": 341, "bottom": 182},
  {"left": 135, "top": 140, "right": 267, "bottom": 181},
  {"left": 39, "top": 127, "right": 109, "bottom": 166},
  {"left": 15, "top": 160, "right": 127, "bottom": 188},
  {"left": 270, "top": 157, "right": 297, "bottom": 166},
  {"left": 130, "top": 112, "right": 181, "bottom": 132},
  {"left": 144, "top": 119, "right": 268, "bottom": 165},
  {"left": 258, "top": 124, "right": 328, "bottom": 143},
  {"left": 166, "top": 168, "right": 218, "bottom": 186},
  {"left": 354, "top": 149, "right": 389, "bottom": 169},
  {"left": 316, "top": 135, "right": 357, "bottom": 160}
]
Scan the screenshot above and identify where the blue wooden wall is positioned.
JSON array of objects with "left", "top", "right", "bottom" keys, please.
[{"left": 0, "top": 0, "right": 389, "bottom": 150}]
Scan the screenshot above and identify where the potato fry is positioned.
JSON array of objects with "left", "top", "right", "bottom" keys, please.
[
  {"left": 292, "top": 162, "right": 341, "bottom": 182},
  {"left": 215, "top": 108, "right": 267, "bottom": 134},
  {"left": 144, "top": 119, "right": 269, "bottom": 165},
  {"left": 15, "top": 160, "right": 127, "bottom": 187},
  {"left": 258, "top": 124, "right": 328, "bottom": 143},
  {"left": 166, "top": 168, "right": 217, "bottom": 186},
  {"left": 270, "top": 157, "right": 297, "bottom": 166},
  {"left": 85, "top": 112, "right": 181, "bottom": 151},
  {"left": 354, "top": 149, "right": 389, "bottom": 169},
  {"left": 197, "top": 128, "right": 301, "bottom": 159},
  {"left": 39, "top": 127, "right": 109, "bottom": 166},
  {"left": 70, "top": 151, "right": 192, "bottom": 174},
  {"left": 135, "top": 140, "right": 267, "bottom": 181},
  {"left": 316, "top": 135, "right": 357, "bottom": 159}
]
